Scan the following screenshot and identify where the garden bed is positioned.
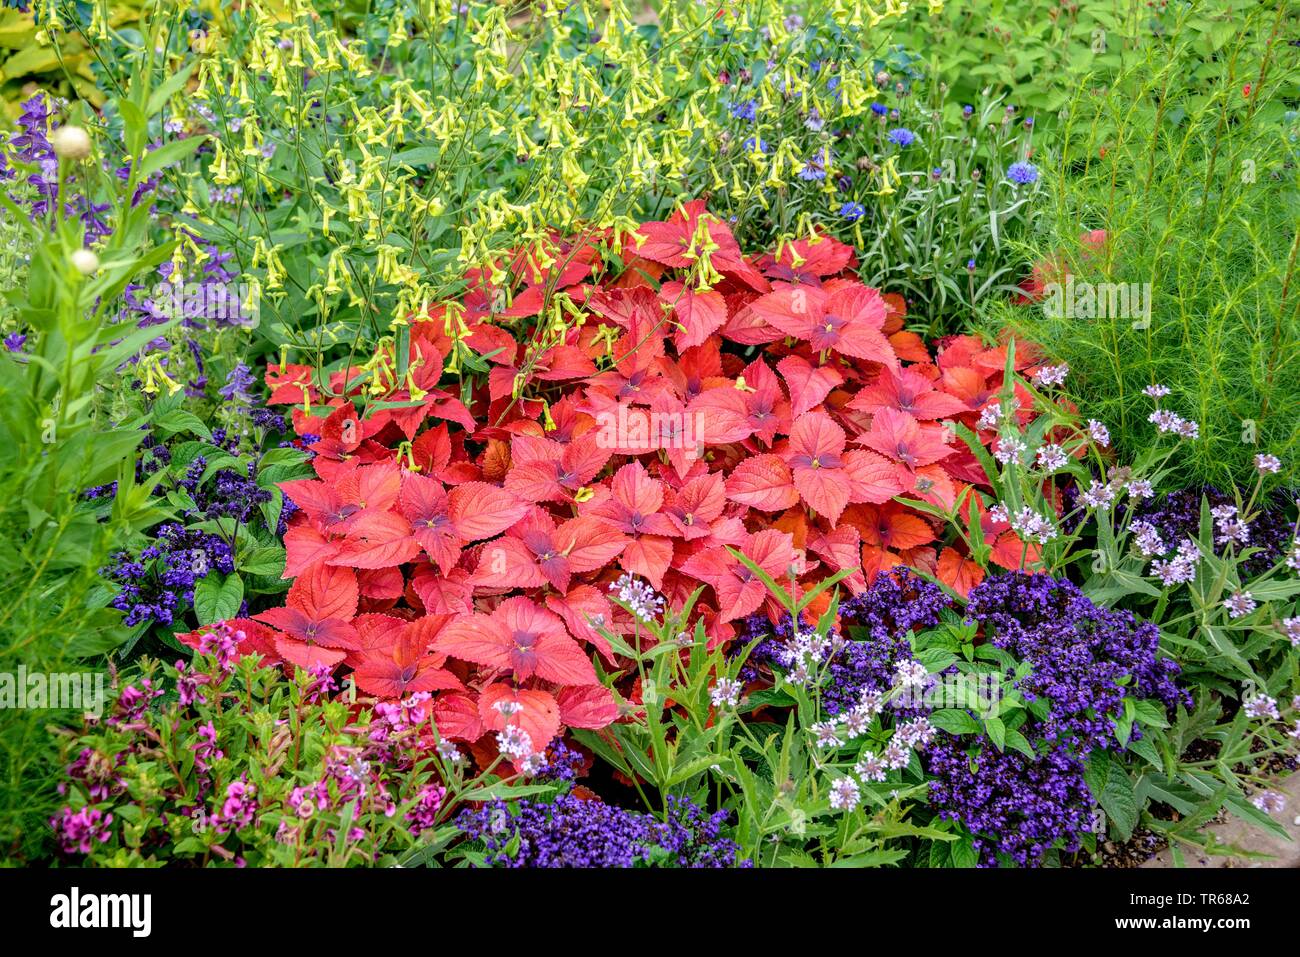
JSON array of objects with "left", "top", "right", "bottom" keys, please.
[{"left": 0, "top": 0, "right": 1297, "bottom": 879}]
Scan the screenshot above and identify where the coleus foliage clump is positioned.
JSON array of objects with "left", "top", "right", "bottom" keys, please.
[{"left": 210, "top": 201, "right": 1058, "bottom": 770}]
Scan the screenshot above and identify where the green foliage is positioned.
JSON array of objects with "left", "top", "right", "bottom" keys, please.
[
  {"left": 0, "top": 64, "right": 180, "bottom": 864},
  {"left": 988, "top": 11, "right": 1300, "bottom": 488},
  {"left": 894, "top": 0, "right": 1290, "bottom": 126}
]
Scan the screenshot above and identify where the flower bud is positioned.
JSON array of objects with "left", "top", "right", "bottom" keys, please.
[
  {"left": 71, "top": 249, "right": 100, "bottom": 276},
  {"left": 50, "top": 125, "right": 92, "bottom": 160}
]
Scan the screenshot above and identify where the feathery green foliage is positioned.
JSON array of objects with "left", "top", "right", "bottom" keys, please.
[{"left": 990, "top": 2, "right": 1300, "bottom": 488}]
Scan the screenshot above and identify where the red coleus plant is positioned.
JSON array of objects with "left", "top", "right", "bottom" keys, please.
[{"left": 232, "top": 202, "right": 1054, "bottom": 771}]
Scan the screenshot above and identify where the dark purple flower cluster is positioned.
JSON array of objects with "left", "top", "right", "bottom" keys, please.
[
  {"left": 173, "top": 450, "right": 273, "bottom": 528},
  {"left": 455, "top": 794, "right": 748, "bottom": 868},
  {"left": 102, "top": 523, "right": 235, "bottom": 627},
  {"left": 925, "top": 572, "right": 1187, "bottom": 866},
  {"left": 657, "top": 795, "right": 749, "bottom": 868},
  {"left": 821, "top": 571, "right": 951, "bottom": 715},
  {"left": 734, "top": 608, "right": 810, "bottom": 683},
  {"left": 743, "top": 572, "right": 956, "bottom": 712},
  {"left": 965, "top": 572, "right": 1187, "bottom": 731},
  {"left": 926, "top": 737, "right": 1094, "bottom": 868},
  {"left": 532, "top": 738, "right": 587, "bottom": 782},
  {"left": 251, "top": 407, "right": 289, "bottom": 433},
  {"left": 839, "top": 567, "right": 954, "bottom": 641},
  {"left": 824, "top": 569, "right": 953, "bottom": 708},
  {"left": 739, "top": 570, "right": 951, "bottom": 715},
  {"left": 1132, "top": 486, "right": 1296, "bottom": 575},
  {"left": 456, "top": 794, "right": 658, "bottom": 867}
]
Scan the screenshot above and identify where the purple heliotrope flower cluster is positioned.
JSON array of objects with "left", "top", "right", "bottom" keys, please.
[
  {"left": 926, "top": 572, "right": 1187, "bottom": 866},
  {"left": 530, "top": 737, "right": 587, "bottom": 782},
  {"left": 455, "top": 794, "right": 749, "bottom": 868},
  {"left": 737, "top": 569, "right": 952, "bottom": 715},
  {"left": 171, "top": 432, "right": 274, "bottom": 528},
  {"left": 926, "top": 740, "right": 1094, "bottom": 868},
  {"left": 823, "top": 570, "right": 953, "bottom": 715},
  {"left": 102, "top": 522, "right": 236, "bottom": 627},
  {"left": 965, "top": 572, "right": 1186, "bottom": 731},
  {"left": 1131, "top": 486, "right": 1296, "bottom": 575}
]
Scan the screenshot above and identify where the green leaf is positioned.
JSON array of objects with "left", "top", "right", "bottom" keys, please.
[
  {"left": 983, "top": 715, "right": 1006, "bottom": 751},
  {"left": 152, "top": 410, "right": 212, "bottom": 441},
  {"left": 950, "top": 835, "right": 979, "bottom": 868},
  {"left": 193, "top": 573, "right": 244, "bottom": 625},
  {"left": 1100, "top": 772, "right": 1139, "bottom": 840},
  {"left": 239, "top": 546, "right": 286, "bottom": 577},
  {"left": 138, "top": 135, "right": 206, "bottom": 180},
  {"left": 929, "top": 708, "right": 982, "bottom": 735},
  {"left": 146, "top": 61, "right": 198, "bottom": 117}
]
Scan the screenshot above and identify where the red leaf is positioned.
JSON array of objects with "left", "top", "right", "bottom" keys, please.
[
  {"left": 546, "top": 586, "right": 618, "bottom": 662},
  {"left": 357, "top": 566, "right": 406, "bottom": 600},
  {"left": 432, "top": 693, "right": 484, "bottom": 742},
  {"left": 661, "top": 281, "right": 727, "bottom": 350},
  {"left": 777, "top": 355, "right": 844, "bottom": 418},
  {"left": 447, "top": 481, "right": 530, "bottom": 541},
  {"left": 353, "top": 629, "right": 464, "bottom": 698},
  {"left": 436, "top": 597, "right": 596, "bottom": 685},
  {"left": 274, "top": 638, "right": 347, "bottom": 671},
  {"left": 556, "top": 684, "right": 620, "bottom": 730},
  {"left": 410, "top": 565, "right": 474, "bottom": 615},
  {"left": 254, "top": 607, "right": 359, "bottom": 649},
  {"left": 843, "top": 449, "right": 906, "bottom": 505},
  {"left": 619, "top": 535, "right": 674, "bottom": 591},
  {"left": 856, "top": 407, "right": 955, "bottom": 469},
  {"left": 282, "top": 525, "right": 340, "bottom": 579},
  {"left": 792, "top": 468, "right": 850, "bottom": 525},
  {"left": 937, "top": 547, "right": 984, "bottom": 598},
  {"left": 287, "top": 563, "right": 358, "bottom": 621},
  {"left": 468, "top": 537, "right": 547, "bottom": 589},
  {"left": 725, "top": 454, "right": 799, "bottom": 511},
  {"left": 556, "top": 516, "right": 629, "bottom": 571},
  {"left": 328, "top": 510, "right": 422, "bottom": 570}
]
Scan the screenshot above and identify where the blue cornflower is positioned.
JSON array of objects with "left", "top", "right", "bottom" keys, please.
[
  {"left": 742, "top": 136, "right": 767, "bottom": 154},
  {"left": 798, "top": 148, "right": 828, "bottom": 181},
  {"left": 1006, "top": 161, "right": 1040, "bottom": 185},
  {"left": 3, "top": 332, "right": 26, "bottom": 352},
  {"left": 887, "top": 127, "right": 916, "bottom": 147},
  {"left": 840, "top": 201, "right": 865, "bottom": 222},
  {"left": 870, "top": 102, "right": 887, "bottom": 116},
  {"left": 729, "top": 99, "right": 758, "bottom": 122}
]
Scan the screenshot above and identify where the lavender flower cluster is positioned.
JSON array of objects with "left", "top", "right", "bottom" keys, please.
[
  {"left": 455, "top": 794, "right": 749, "bottom": 868},
  {"left": 926, "top": 572, "right": 1187, "bottom": 866},
  {"left": 0, "top": 94, "right": 111, "bottom": 244}
]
